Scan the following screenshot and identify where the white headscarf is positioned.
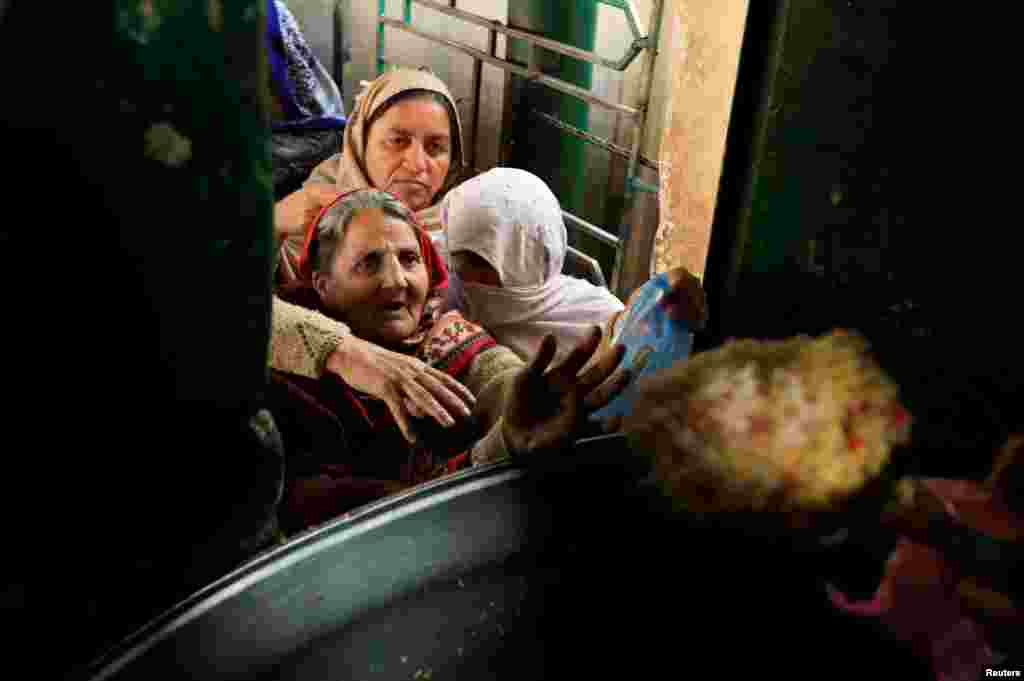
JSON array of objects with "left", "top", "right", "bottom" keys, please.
[{"left": 442, "top": 168, "right": 624, "bottom": 362}]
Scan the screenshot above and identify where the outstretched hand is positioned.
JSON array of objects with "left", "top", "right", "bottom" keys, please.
[
  {"left": 325, "top": 335, "right": 476, "bottom": 445},
  {"left": 660, "top": 266, "right": 708, "bottom": 329},
  {"left": 502, "top": 327, "right": 630, "bottom": 458}
]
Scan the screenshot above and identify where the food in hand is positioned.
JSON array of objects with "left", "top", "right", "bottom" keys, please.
[{"left": 624, "top": 330, "right": 912, "bottom": 515}]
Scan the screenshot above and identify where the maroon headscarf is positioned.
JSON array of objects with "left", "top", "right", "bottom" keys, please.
[{"left": 286, "top": 188, "right": 450, "bottom": 350}]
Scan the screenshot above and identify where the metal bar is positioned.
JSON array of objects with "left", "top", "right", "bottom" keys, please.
[
  {"left": 566, "top": 246, "right": 609, "bottom": 287},
  {"left": 529, "top": 109, "right": 660, "bottom": 172},
  {"left": 563, "top": 211, "right": 621, "bottom": 249},
  {"left": 380, "top": 17, "right": 640, "bottom": 117},
  {"left": 696, "top": 0, "right": 791, "bottom": 351},
  {"left": 376, "top": 0, "right": 386, "bottom": 74},
  {"left": 469, "top": 28, "right": 497, "bottom": 171},
  {"left": 468, "top": 55, "right": 482, "bottom": 170},
  {"left": 612, "top": 0, "right": 663, "bottom": 296},
  {"left": 593, "top": 0, "right": 645, "bottom": 43},
  {"left": 610, "top": 42, "right": 644, "bottom": 72},
  {"left": 410, "top": 0, "right": 641, "bottom": 72},
  {"left": 333, "top": 0, "right": 346, "bottom": 88},
  {"left": 626, "top": 0, "right": 662, "bottom": 202},
  {"left": 527, "top": 40, "right": 543, "bottom": 75},
  {"left": 620, "top": 0, "right": 646, "bottom": 42},
  {"left": 485, "top": 26, "right": 500, "bottom": 171},
  {"left": 629, "top": 177, "right": 660, "bottom": 194}
]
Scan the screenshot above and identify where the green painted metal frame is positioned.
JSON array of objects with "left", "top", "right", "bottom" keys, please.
[
  {"left": 611, "top": 0, "right": 663, "bottom": 293},
  {"left": 375, "top": 0, "right": 663, "bottom": 296},
  {"left": 376, "top": 0, "right": 386, "bottom": 74},
  {"left": 526, "top": 0, "right": 596, "bottom": 222}
]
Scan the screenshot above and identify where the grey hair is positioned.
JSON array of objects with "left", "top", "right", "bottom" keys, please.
[{"left": 312, "top": 189, "right": 419, "bottom": 275}]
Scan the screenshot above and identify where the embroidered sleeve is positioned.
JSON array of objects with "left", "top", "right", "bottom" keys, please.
[
  {"left": 462, "top": 345, "right": 523, "bottom": 397},
  {"left": 420, "top": 311, "right": 500, "bottom": 377},
  {"left": 269, "top": 296, "right": 350, "bottom": 378}
]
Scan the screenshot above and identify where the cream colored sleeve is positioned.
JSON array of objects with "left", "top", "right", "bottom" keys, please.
[
  {"left": 460, "top": 344, "right": 524, "bottom": 435},
  {"left": 269, "top": 295, "right": 350, "bottom": 379},
  {"left": 470, "top": 417, "right": 512, "bottom": 466}
]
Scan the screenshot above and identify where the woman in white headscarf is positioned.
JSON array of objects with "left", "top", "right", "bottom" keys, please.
[
  {"left": 443, "top": 167, "right": 708, "bottom": 358},
  {"left": 443, "top": 168, "right": 708, "bottom": 424},
  {"left": 442, "top": 168, "right": 626, "bottom": 362}
]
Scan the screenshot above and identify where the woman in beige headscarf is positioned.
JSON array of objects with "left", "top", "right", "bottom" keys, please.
[
  {"left": 269, "top": 67, "right": 479, "bottom": 443},
  {"left": 277, "top": 67, "right": 464, "bottom": 284}
]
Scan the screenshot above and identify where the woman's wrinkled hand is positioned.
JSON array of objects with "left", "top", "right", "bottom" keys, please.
[
  {"left": 274, "top": 183, "right": 342, "bottom": 242},
  {"left": 324, "top": 335, "right": 476, "bottom": 445},
  {"left": 502, "top": 326, "right": 630, "bottom": 458},
  {"left": 661, "top": 266, "right": 708, "bottom": 329}
]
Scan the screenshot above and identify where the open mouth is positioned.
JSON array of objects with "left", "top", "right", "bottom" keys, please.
[{"left": 382, "top": 302, "right": 406, "bottom": 314}]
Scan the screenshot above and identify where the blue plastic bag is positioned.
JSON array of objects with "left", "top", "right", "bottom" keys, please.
[{"left": 591, "top": 272, "right": 694, "bottom": 421}]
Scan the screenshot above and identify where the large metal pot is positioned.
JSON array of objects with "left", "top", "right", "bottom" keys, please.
[{"left": 78, "top": 436, "right": 927, "bottom": 681}]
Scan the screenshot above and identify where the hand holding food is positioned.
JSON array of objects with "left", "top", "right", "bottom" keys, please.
[{"left": 623, "top": 330, "right": 912, "bottom": 523}]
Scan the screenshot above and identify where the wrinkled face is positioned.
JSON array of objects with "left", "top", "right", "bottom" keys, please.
[
  {"left": 314, "top": 208, "right": 430, "bottom": 347},
  {"left": 364, "top": 96, "right": 452, "bottom": 212},
  {"left": 452, "top": 250, "right": 501, "bottom": 288}
]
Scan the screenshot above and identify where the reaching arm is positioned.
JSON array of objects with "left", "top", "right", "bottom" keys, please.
[{"left": 269, "top": 295, "right": 351, "bottom": 379}]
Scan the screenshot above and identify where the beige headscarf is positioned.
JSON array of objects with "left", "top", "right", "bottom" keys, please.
[
  {"left": 443, "top": 168, "right": 624, "bottom": 363},
  {"left": 278, "top": 67, "right": 465, "bottom": 282}
]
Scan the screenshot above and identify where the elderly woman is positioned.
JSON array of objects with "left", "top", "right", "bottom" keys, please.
[
  {"left": 269, "top": 67, "right": 478, "bottom": 444},
  {"left": 276, "top": 66, "right": 461, "bottom": 280},
  {"left": 269, "top": 189, "right": 629, "bottom": 533}
]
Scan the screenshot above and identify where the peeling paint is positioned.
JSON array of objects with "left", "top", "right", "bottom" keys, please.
[{"left": 656, "top": 0, "right": 748, "bottom": 277}]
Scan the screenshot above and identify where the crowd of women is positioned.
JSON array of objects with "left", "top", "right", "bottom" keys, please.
[
  {"left": 1, "top": 2, "right": 1018, "bottom": 677},
  {"left": 263, "top": 59, "right": 708, "bottom": 533}
]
